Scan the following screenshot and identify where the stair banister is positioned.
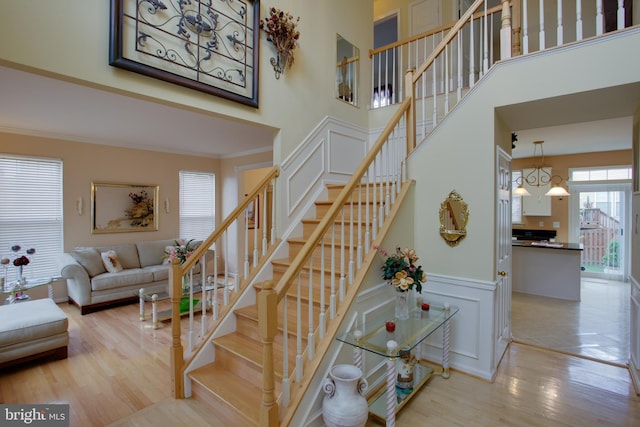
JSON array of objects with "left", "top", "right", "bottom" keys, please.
[
  {"left": 260, "top": 96, "right": 412, "bottom": 426},
  {"left": 169, "top": 166, "right": 280, "bottom": 399},
  {"left": 271, "top": 96, "right": 412, "bottom": 300}
]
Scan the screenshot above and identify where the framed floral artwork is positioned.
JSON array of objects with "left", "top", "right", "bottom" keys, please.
[
  {"left": 109, "top": 0, "right": 260, "bottom": 107},
  {"left": 91, "top": 182, "right": 159, "bottom": 233}
]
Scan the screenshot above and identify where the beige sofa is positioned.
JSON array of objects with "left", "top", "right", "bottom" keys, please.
[{"left": 57, "top": 239, "right": 212, "bottom": 314}]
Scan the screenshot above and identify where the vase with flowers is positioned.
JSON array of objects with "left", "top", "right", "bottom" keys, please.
[
  {"left": 164, "top": 239, "right": 199, "bottom": 293},
  {"left": 377, "top": 246, "right": 427, "bottom": 320},
  {"left": 260, "top": 7, "right": 300, "bottom": 79}
]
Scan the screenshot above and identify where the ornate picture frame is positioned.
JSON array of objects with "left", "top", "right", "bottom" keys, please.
[
  {"left": 109, "top": 0, "right": 260, "bottom": 107},
  {"left": 92, "top": 182, "right": 159, "bottom": 234}
]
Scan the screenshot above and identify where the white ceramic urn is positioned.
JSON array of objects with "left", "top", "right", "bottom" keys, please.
[{"left": 322, "top": 364, "right": 369, "bottom": 427}]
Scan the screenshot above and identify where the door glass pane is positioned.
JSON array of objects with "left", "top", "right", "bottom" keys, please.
[{"left": 579, "top": 190, "right": 623, "bottom": 278}]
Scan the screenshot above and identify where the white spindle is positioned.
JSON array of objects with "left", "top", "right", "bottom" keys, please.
[
  {"left": 262, "top": 188, "right": 268, "bottom": 255},
  {"left": 371, "top": 160, "right": 378, "bottom": 242},
  {"left": 357, "top": 180, "right": 363, "bottom": 268},
  {"left": 296, "top": 276, "right": 303, "bottom": 382},
  {"left": 617, "top": 0, "right": 625, "bottom": 29},
  {"left": 282, "top": 294, "right": 290, "bottom": 408},
  {"left": 523, "top": 0, "right": 529, "bottom": 54},
  {"left": 483, "top": 1, "right": 489, "bottom": 73},
  {"left": 253, "top": 197, "right": 259, "bottom": 268},
  {"left": 469, "top": 14, "right": 475, "bottom": 86},
  {"left": 348, "top": 195, "right": 354, "bottom": 285},
  {"left": 596, "top": 0, "right": 603, "bottom": 35},
  {"left": 432, "top": 63, "right": 437, "bottom": 126},
  {"left": 308, "top": 258, "right": 314, "bottom": 360},
  {"left": 319, "top": 237, "right": 326, "bottom": 339},
  {"left": 539, "top": 0, "right": 546, "bottom": 49},
  {"left": 557, "top": 0, "right": 564, "bottom": 46},
  {"left": 444, "top": 45, "right": 450, "bottom": 114},
  {"left": 456, "top": 32, "right": 462, "bottom": 101},
  {"left": 270, "top": 183, "right": 276, "bottom": 245},
  {"left": 244, "top": 208, "right": 249, "bottom": 279},
  {"left": 576, "top": 0, "right": 583, "bottom": 40},
  {"left": 330, "top": 223, "right": 336, "bottom": 319},
  {"left": 364, "top": 172, "right": 371, "bottom": 251},
  {"left": 339, "top": 207, "right": 346, "bottom": 302}
]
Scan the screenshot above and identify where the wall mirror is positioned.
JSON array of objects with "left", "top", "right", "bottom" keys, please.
[
  {"left": 439, "top": 190, "right": 469, "bottom": 247},
  {"left": 336, "top": 34, "right": 359, "bottom": 107}
]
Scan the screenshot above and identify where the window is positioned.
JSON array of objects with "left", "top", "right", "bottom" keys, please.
[
  {"left": 0, "top": 155, "right": 63, "bottom": 282},
  {"left": 179, "top": 171, "right": 215, "bottom": 241},
  {"left": 511, "top": 170, "right": 523, "bottom": 224},
  {"left": 570, "top": 166, "right": 632, "bottom": 182}
]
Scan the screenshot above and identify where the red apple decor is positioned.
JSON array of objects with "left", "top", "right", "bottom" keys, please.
[
  {"left": 421, "top": 303, "right": 430, "bottom": 311},
  {"left": 385, "top": 321, "right": 396, "bottom": 332}
]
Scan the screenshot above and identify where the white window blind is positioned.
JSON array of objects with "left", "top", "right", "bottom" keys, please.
[
  {"left": 179, "top": 171, "right": 215, "bottom": 241},
  {"left": 0, "top": 155, "right": 63, "bottom": 282}
]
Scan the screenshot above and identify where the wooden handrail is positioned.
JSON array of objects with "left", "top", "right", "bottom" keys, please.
[
  {"left": 273, "top": 98, "right": 411, "bottom": 299},
  {"left": 414, "top": 0, "right": 487, "bottom": 80},
  {"left": 179, "top": 166, "right": 280, "bottom": 274},
  {"left": 369, "top": 3, "right": 502, "bottom": 58}
]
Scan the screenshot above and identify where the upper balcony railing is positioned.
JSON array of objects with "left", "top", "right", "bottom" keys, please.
[{"left": 370, "top": 0, "right": 632, "bottom": 111}]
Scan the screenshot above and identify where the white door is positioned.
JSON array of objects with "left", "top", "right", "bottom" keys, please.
[{"left": 495, "top": 148, "right": 512, "bottom": 369}]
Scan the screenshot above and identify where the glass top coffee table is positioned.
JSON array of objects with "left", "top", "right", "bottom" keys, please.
[
  {"left": 1, "top": 277, "right": 57, "bottom": 304},
  {"left": 336, "top": 303, "right": 458, "bottom": 426}
]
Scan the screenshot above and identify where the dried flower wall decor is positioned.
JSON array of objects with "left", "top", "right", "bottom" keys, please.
[{"left": 260, "top": 7, "right": 300, "bottom": 78}]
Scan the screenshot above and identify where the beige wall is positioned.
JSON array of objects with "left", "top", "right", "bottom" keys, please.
[
  {"left": 0, "top": 1, "right": 373, "bottom": 162},
  {"left": 0, "top": 132, "right": 221, "bottom": 251},
  {"left": 513, "top": 150, "right": 632, "bottom": 242}
]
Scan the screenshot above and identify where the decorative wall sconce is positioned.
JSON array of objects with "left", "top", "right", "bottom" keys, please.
[
  {"left": 260, "top": 7, "right": 300, "bottom": 79},
  {"left": 76, "top": 197, "right": 84, "bottom": 216},
  {"left": 164, "top": 198, "right": 170, "bottom": 214}
]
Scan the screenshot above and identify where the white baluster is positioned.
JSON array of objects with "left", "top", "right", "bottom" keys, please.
[
  {"left": 557, "top": 0, "right": 564, "bottom": 45},
  {"left": 386, "top": 340, "right": 398, "bottom": 427},
  {"left": 617, "top": 0, "right": 625, "bottom": 30},
  {"left": 596, "top": 0, "right": 603, "bottom": 35},
  {"left": 576, "top": 0, "right": 583, "bottom": 40},
  {"left": 523, "top": 0, "right": 529, "bottom": 54},
  {"left": 539, "top": 0, "right": 546, "bottom": 49}
]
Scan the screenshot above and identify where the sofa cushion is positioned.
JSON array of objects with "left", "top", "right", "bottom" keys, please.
[
  {"left": 91, "top": 269, "right": 153, "bottom": 291},
  {"left": 95, "top": 244, "right": 140, "bottom": 269},
  {"left": 71, "top": 247, "right": 106, "bottom": 277},
  {"left": 143, "top": 264, "right": 169, "bottom": 282},
  {"left": 101, "top": 250, "right": 124, "bottom": 273},
  {"left": 136, "top": 239, "right": 176, "bottom": 268}
]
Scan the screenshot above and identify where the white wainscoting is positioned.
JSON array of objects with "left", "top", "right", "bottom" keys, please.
[{"left": 278, "top": 116, "right": 369, "bottom": 239}]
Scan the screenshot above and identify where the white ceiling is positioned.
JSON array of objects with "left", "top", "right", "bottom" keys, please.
[
  {"left": 0, "top": 66, "right": 275, "bottom": 159},
  {"left": 1, "top": 65, "right": 638, "bottom": 160}
]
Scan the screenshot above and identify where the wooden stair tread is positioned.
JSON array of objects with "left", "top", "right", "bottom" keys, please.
[
  {"left": 212, "top": 333, "right": 295, "bottom": 377},
  {"left": 188, "top": 364, "right": 262, "bottom": 426}
]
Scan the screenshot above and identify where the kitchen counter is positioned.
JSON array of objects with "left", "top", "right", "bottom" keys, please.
[
  {"left": 512, "top": 240, "right": 583, "bottom": 251},
  {"left": 512, "top": 242, "right": 583, "bottom": 301}
]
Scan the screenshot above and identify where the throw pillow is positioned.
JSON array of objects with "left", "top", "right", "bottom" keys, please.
[
  {"left": 71, "top": 247, "right": 107, "bottom": 277},
  {"left": 101, "top": 250, "right": 124, "bottom": 274}
]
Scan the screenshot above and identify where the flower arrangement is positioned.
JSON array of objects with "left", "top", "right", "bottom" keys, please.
[
  {"left": 164, "top": 239, "right": 198, "bottom": 265},
  {"left": 260, "top": 7, "right": 300, "bottom": 78},
  {"left": 377, "top": 246, "right": 427, "bottom": 293},
  {"left": 2, "top": 244, "right": 36, "bottom": 286}
]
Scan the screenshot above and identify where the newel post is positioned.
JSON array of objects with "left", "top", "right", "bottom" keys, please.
[
  {"left": 259, "top": 280, "right": 279, "bottom": 427},
  {"left": 404, "top": 68, "right": 416, "bottom": 154},
  {"left": 500, "top": 0, "right": 513, "bottom": 59},
  {"left": 169, "top": 259, "right": 185, "bottom": 398}
]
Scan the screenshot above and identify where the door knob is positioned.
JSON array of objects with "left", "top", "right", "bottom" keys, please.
[{"left": 498, "top": 271, "right": 507, "bottom": 277}]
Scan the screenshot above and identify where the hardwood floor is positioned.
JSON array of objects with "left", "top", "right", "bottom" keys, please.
[
  {"left": 513, "top": 278, "right": 630, "bottom": 366},
  {"left": 1, "top": 299, "right": 639, "bottom": 426}
]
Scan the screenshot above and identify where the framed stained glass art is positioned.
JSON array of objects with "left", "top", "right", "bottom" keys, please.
[{"left": 109, "top": 0, "right": 259, "bottom": 107}]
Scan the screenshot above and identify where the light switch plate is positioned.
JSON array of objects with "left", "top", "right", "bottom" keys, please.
[{"left": 553, "top": 221, "right": 560, "bottom": 228}]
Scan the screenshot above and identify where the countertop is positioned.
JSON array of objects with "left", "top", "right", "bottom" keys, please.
[{"left": 512, "top": 240, "right": 583, "bottom": 251}]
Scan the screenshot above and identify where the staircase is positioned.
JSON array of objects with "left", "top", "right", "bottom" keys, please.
[{"left": 186, "top": 182, "right": 389, "bottom": 426}]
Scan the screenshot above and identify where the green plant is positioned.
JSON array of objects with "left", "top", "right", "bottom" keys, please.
[
  {"left": 376, "top": 246, "right": 427, "bottom": 293},
  {"left": 602, "top": 240, "right": 620, "bottom": 268}
]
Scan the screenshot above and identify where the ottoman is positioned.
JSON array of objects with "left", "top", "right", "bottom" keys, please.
[{"left": 0, "top": 298, "right": 69, "bottom": 369}]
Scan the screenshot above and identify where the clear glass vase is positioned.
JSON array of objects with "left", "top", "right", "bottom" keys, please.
[{"left": 395, "top": 290, "right": 410, "bottom": 320}]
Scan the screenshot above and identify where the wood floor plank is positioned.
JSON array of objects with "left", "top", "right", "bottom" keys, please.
[{"left": 1, "top": 301, "right": 639, "bottom": 426}]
